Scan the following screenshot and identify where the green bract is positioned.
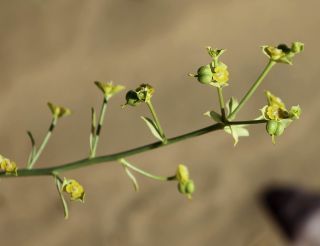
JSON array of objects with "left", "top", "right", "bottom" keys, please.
[
  {"left": 47, "top": 102, "right": 71, "bottom": 119},
  {"left": 94, "top": 81, "right": 125, "bottom": 99}
]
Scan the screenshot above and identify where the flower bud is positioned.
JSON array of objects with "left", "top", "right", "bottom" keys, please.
[{"left": 291, "top": 42, "right": 304, "bottom": 54}]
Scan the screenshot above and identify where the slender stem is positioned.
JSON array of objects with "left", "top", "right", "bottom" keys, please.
[
  {"left": 227, "top": 60, "right": 276, "bottom": 120},
  {"left": 146, "top": 101, "right": 166, "bottom": 141},
  {"left": 90, "top": 97, "right": 108, "bottom": 158},
  {"left": 217, "top": 87, "right": 226, "bottom": 121},
  {"left": 28, "top": 117, "right": 58, "bottom": 169},
  {"left": 119, "top": 158, "right": 173, "bottom": 181},
  {"left": 0, "top": 119, "right": 266, "bottom": 178}
]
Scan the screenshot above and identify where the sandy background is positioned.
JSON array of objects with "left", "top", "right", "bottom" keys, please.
[{"left": 0, "top": 0, "right": 319, "bottom": 245}]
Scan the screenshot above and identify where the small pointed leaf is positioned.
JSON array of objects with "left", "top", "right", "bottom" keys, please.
[
  {"left": 204, "top": 110, "right": 223, "bottom": 123},
  {"left": 55, "top": 177, "right": 69, "bottom": 219},
  {"left": 141, "top": 116, "right": 164, "bottom": 142},
  {"left": 224, "top": 125, "right": 249, "bottom": 146},
  {"left": 26, "top": 131, "right": 37, "bottom": 167},
  {"left": 123, "top": 166, "right": 139, "bottom": 192},
  {"left": 226, "top": 97, "right": 239, "bottom": 120}
]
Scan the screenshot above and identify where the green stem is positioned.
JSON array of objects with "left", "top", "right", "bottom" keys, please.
[
  {"left": 227, "top": 60, "right": 276, "bottom": 120},
  {"left": 217, "top": 87, "right": 226, "bottom": 121},
  {"left": 28, "top": 117, "right": 58, "bottom": 169},
  {"left": 119, "top": 158, "right": 173, "bottom": 181},
  {"left": 146, "top": 101, "right": 167, "bottom": 142},
  {"left": 90, "top": 97, "right": 108, "bottom": 158},
  {"left": 1, "top": 119, "right": 266, "bottom": 178}
]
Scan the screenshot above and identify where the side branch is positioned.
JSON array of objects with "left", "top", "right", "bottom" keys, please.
[{"left": 0, "top": 120, "right": 266, "bottom": 178}]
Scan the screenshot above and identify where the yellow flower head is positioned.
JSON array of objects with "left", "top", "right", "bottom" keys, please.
[
  {"left": 212, "top": 65, "right": 229, "bottom": 85},
  {"left": 0, "top": 155, "right": 18, "bottom": 175},
  {"left": 62, "top": 178, "right": 85, "bottom": 202},
  {"left": 176, "top": 164, "right": 195, "bottom": 199},
  {"left": 263, "top": 46, "right": 285, "bottom": 60},
  {"left": 261, "top": 91, "right": 300, "bottom": 121},
  {"left": 135, "top": 83, "right": 155, "bottom": 103},
  {"left": 48, "top": 102, "right": 71, "bottom": 119},
  {"left": 176, "top": 164, "right": 189, "bottom": 184},
  {"left": 94, "top": 81, "right": 125, "bottom": 99}
]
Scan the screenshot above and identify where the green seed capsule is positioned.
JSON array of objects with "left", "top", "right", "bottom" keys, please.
[
  {"left": 178, "top": 182, "right": 186, "bottom": 194},
  {"left": 197, "top": 75, "right": 213, "bottom": 84},
  {"left": 197, "top": 65, "right": 212, "bottom": 76},
  {"left": 125, "top": 90, "right": 140, "bottom": 106},
  {"left": 274, "top": 121, "right": 285, "bottom": 136},
  {"left": 197, "top": 65, "right": 213, "bottom": 84},
  {"left": 185, "top": 180, "right": 195, "bottom": 194},
  {"left": 266, "top": 120, "right": 278, "bottom": 136}
]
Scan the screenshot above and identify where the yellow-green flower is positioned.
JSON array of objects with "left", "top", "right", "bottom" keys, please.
[
  {"left": 175, "top": 164, "right": 195, "bottom": 199},
  {"left": 261, "top": 91, "right": 289, "bottom": 121},
  {"left": 176, "top": 164, "right": 189, "bottom": 184},
  {"left": 262, "top": 42, "right": 304, "bottom": 65},
  {"left": 62, "top": 178, "right": 85, "bottom": 202},
  {"left": 48, "top": 102, "right": 71, "bottom": 119},
  {"left": 94, "top": 81, "right": 125, "bottom": 99},
  {"left": 124, "top": 83, "right": 155, "bottom": 107},
  {"left": 136, "top": 83, "right": 155, "bottom": 103},
  {"left": 263, "top": 46, "right": 285, "bottom": 60},
  {"left": 0, "top": 155, "right": 18, "bottom": 175},
  {"left": 212, "top": 65, "right": 229, "bottom": 86}
]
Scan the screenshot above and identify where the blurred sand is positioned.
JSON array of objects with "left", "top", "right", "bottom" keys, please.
[{"left": 0, "top": 0, "right": 319, "bottom": 245}]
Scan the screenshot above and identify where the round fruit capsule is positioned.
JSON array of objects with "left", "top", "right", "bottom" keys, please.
[
  {"left": 125, "top": 90, "right": 140, "bottom": 106},
  {"left": 185, "top": 180, "right": 195, "bottom": 195},
  {"left": 274, "top": 121, "right": 285, "bottom": 136},
  {"left": 197, "top": 65, "right": 213, "bottom": 85},
  {"left": 266, "top": 120, "right": 278, "bottom": 136}
]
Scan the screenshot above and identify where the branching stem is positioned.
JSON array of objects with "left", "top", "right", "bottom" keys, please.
[{"left": 1, "top": 119, "right": 266, "bottom": 178}]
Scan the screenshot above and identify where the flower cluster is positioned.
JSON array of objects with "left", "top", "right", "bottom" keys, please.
[
  {"left": 192, "top": 47, "right": 229, "bottom": 87},
  {"left": 124, "top": 83, "right": 155, "bottom": 106},
  {"left": 61, "top": 178, "right": 85, "bottom": 202},
  {"left": 262, "top": 42, "right": 304, "bottom": 64},
  {"left": 261, "top": 91, "right": 301, "bottom": 143},
  {"left": 0, "top": 155, "right": 18, "bottom": 175},
  {"left": 176, "top": 164, "right": 195, "bottom": 199}
]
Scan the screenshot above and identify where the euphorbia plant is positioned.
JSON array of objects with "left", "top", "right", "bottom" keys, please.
[{"left": 0, "top": 42, "right": 304, "bottom": 219}]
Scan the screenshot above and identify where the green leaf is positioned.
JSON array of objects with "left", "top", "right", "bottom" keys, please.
[
  {"left": 27, "top": 131, "right": 37, "bottom": 167},
  {"left": 204, "top": 110, "right": 223, "bottom": 123},
  {"left": 55, "top": 177, "right": 69, "bottom": 219},
  {"left": 123, "top": 166, "right": 139, "bottom": 192},
  {"left": 226, "top": 97, "right": 239, "bottom": 120},
  {"left": 224, "top": 125, "right": 249, "bottom": 146},
  {"left": 141, "top": 116, "right": 164, "bottom": 142}
]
